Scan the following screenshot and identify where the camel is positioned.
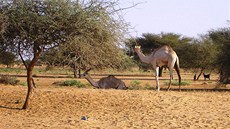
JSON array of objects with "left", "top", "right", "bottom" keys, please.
[
  {"left": 81, "top": 68, "right": 127, "bottom": 90},
  {"left": 134, "top": 45, "right": 181, "bottom": 91}
]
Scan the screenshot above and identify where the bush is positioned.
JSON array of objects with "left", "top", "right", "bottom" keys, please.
[
  {"left": 0, "top": 75, "right": 20, "bottom": 85},
  {"left": 54, "top": 80, "right": 85, "bottom": 88},
  {"left": 130, "top": 80, "right": 141, "bottom": 86},
  {"left": 164, "top": 80, "right": 191, "bottom": 86},
  {"left": 19, "top": 82, "right": 27, "bottom": 86},
  {"left": 129, "top": 80, "right": 141, "bottom": 90},
  {"left": 144, "top": 83, "right": 155, "bottom": 90},
  {"left": 129, "top": 81, "right": 155, "bottom": 90}
]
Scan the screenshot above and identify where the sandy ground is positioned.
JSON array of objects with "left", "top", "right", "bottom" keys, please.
[{"left": 1, "top": 73, "right": 230, "bottom": 129}]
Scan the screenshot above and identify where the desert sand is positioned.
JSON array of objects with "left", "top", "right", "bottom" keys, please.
[{"left": 1, "top": 79, "right": 230, "bottom": 129}]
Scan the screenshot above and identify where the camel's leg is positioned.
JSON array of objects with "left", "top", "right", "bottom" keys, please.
[
  {"left": 155, "top": 67, "right": 160, "bottom": 91},
  {"left": 167, "top": 68, "right": 173, "bottom": 91}
]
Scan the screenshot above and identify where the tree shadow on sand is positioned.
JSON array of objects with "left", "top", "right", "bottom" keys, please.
[
  {"left": 0, "top": 105, "right": 22, "bottom": 110},
  {"left": 161, "top": 88, "right": 230, "bottom": 92}
]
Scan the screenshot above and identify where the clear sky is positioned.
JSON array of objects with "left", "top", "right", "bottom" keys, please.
[{"left": 120, "top": 0, "right": 230, "bottom": 38}]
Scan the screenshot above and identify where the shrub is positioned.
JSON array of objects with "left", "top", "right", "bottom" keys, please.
[
  {"left": 19, "top": 82, "right": 27, "bottom": 86},
  {"left": 129, "top": 80, "right": 141, "bottom": 90},
  {"left": 130, "top": 80, "right": 141, "bottom": 86},
  {"left": 54, "top": 80, "right": 85, "bottom": 88},
  {"left": 144, "top": 83, "right": 155, "bottom": 90},
  {"left": 164, "top": 80, "right": 191, "bottom": 86},
  {"left": 0, "top": 75, "right": 20, "bottom": 85}
]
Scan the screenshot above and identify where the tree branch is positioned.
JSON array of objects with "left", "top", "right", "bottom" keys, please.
[{"left": 18, "top": 41, "right": 28, "bottom": 69}]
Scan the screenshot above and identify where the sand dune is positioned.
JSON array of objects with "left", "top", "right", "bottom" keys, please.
[{"left": 1, "top": 84, "right": 230, "bottom": 129}]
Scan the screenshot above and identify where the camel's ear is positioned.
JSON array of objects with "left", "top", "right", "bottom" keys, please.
[{"left": 135, "top": 46, "right": 141, "bottom": 49}]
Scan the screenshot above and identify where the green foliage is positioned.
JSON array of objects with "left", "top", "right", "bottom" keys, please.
[
  {"left": 209, "top": 27, "right": 230, "bottom": 84},
  {"left": 0, "top": 0, "right": 131, "bottom": 109},
  {"left": 129, "top": 81, "right": 156, "bottom": 90},
  {"left": 26, "top": 0, "right": 129, "bottom": 70},
  {"left": 0, "top": 51, "right": 16, "bottom": 67},
  {"left": 54, "top": 80, "right": 85, "bottom": 88},
  {"left": 0, "top": 0, "right": 129, "bottom": 76},
  {"left": 0, "top": 13, "right": 7, "bottom": 34},
  {"left": 0, "top": 75, "right": 20, "bottom": 85},
  {"left": 130, "top": 80, "right": 141, "bottom": 86},
  {"left": 144, "top": 83, "right": 155, "bottom": 90},
  {"left": 177, "top": 40, "right": 218, "bottom": 69},
  {"left": 164, "top": 80, "right": 191, "bottom": 86},
  {"left": 119, "top": 54, "right": 137, "bottom": 70},
  {"left": 19, "top": 82, "right": 27, "bottom": 86},
  {"left": 129, "top": 80, "right": 141, "bottom": 90},
  {"left": 0, "top": 68, "right": 24, "bottom": 74}
]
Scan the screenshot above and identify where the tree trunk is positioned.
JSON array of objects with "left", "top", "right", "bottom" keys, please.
[
  {"left": 78, "top": 68, "right": 81, "bottom": 78},
  {"left": 193, "top": 74, "right": 197, "bottom": 81},
  {"left": 22, "top": 44, "right": 41, "bottom": 109},
  {"left": 22, "top": 68, "right": 33, "bottom": 109},
  {"left": 73, "top": 62, "right": 77, "bottom": 78},
  {"left": 196, "top": 68, "right": 205, "bottom": 80}
]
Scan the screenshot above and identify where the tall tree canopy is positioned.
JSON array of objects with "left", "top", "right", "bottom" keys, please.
[
  {"left": 0, "top": 0, "right": 129, "bottom": 109},
  {"left": 208, "top": 27, "right": 230, "bottom": 84},
  {"left": 177, "top": 37, "right": 218, "bottom": 69}
]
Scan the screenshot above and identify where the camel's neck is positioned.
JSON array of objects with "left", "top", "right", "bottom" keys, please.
[
  {"left": 84, "top": 75, "right": 99, "bottom": 88},
  {"left": 135, "top": 49, "right": 152, "bottom": 64}
]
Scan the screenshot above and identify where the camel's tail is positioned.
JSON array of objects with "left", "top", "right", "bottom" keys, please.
[{"left": 174, "top": 57, "right": 181, "bottom": 90}]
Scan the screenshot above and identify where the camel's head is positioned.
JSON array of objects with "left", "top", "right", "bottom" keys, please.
[
  {"left": 81, "top": 68, "right": 92, "bottom": 78},
  {"left": 134, "top": 45, "right": 141, "bottom": 52}
]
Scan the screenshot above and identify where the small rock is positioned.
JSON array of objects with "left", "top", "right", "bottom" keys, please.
[
  {"left": 81, "top": 116, "right": 88, "bottom": 120},
  {"left": 15, "top": 100, "right": 21, "bottom": 104}
]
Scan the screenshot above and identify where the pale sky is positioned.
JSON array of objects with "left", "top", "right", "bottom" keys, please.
[{"left": 120, "top": 0, "right": 230, "bottom": 38}]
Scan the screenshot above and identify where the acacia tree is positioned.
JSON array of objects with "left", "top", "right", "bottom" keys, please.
[
  {"left": 0, "top": 0, "right": 128, "bottom": 109},
  {"left": 41, "top": 37, "right": 129, "bottom": 77},
  {"left": 40, "top": 0, "right": 137, "bottom": 77},
  {"left": 177, "top": 38, "right": 218, "bottom": 80},
  {"left": 208, "top": 27, "right": 230, "bottom": 84}
]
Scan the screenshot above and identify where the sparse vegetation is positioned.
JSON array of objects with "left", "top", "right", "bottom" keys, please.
[
  {"left": 19, "top": 82, "right": 27, "bottom": 86},
  {"left": 0, "top": 68, "right": 24, "bottom": 74},
  {"left": 0, "top": 75, "right": 20, "bottom": 85},
  {"left": 129, "top": 80, "right": 142, "bottom": 90},
  {"left": 164, "top": 80, "right": 191, "bottom": 86},
  {"left": 54, "top": 80, "right": 85, "bottom": 88},
  {"left": 144, "top": 83, "right": 155, "bottom": 90},
  {"left": 130, "top": 80, "right": 141, "bottom": 87},
  {"left": 129, "top": 81, "right": 158, "bottom": 90}
]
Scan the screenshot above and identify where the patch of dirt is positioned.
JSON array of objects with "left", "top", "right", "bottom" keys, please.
[{"left": 1, "top": 80, "right": 230, "bottom": 129}]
